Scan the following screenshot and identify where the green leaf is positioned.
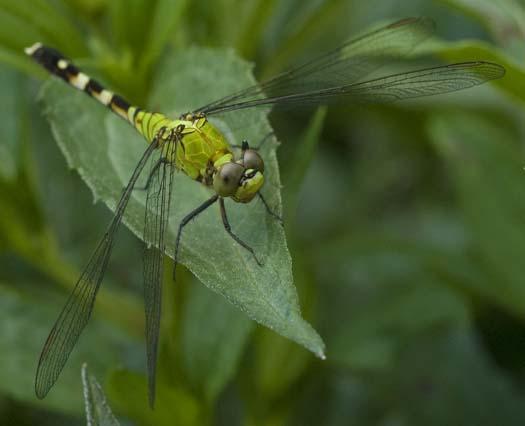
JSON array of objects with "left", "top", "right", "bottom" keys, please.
[
  {"left": 180, "top": 280, "right": 254, "bottom": 403},
  {"left": 428, "top": 111, "right": 525, "bottom": 317},
  {"left": 39, "top": 46, "right": 325, "bottom": 360},
  {"left": 107, "top": 369, "right": 201, "bottom": 426},
  {"left": 82, "top": 364, "right": 120, "bottom": 426}
]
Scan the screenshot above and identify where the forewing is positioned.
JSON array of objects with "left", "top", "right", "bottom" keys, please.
[
  {"left": 197, "top": 62, "right": 505, "bottom": 114},
  {"left": 198, "top": 17, "right": 435, "bottom": 114},
  {"left": 142, "top": 138, "right": 176, "bottom": 407},
  {"left": 337, "top": 61, "right": 505, "bottom": 103},
  {"left": 35, "top": 142, "right": 157, "bottom": 399}
]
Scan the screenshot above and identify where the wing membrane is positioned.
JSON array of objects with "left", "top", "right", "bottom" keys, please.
[
  {"left": 198, "top": 17, "right": 436, "bottom": 114},
  {"left": 142, "top": 138, "right": 176, "bottom": 407},
  {"left": 196, "top": 17, "right": 504, "bottom": 116},
  {"left": 34, "top": 142, "right": 157, "bottom": 399},
  {"left": 337, "top": 61, "right": 504, "bottom": 103},
  {"left": 198, "top": 61, "right": 505, "bottom": 115}
]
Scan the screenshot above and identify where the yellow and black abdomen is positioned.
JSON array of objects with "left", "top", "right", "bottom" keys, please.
[{"left": 25, "top": 42, "right": 169, "bottom": 145}]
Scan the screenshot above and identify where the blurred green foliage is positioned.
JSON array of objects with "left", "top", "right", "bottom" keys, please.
[{"left": 1, "top": 0, "right": 525, "bottom": 425}]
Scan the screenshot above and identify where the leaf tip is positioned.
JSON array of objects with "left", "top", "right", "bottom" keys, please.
[{"left": 314, "top": 347, "right": 326, "bottom": 360}]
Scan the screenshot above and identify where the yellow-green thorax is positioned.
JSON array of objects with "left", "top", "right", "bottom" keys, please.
[
  {"left": 129, "top": 109, "right": 231, "bottom": 180},
  {"left": 129, "top": 109, "right": 264, "bottom": 202}
]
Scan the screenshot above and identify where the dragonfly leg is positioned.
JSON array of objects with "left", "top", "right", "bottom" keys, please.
[
  {"left": 258, "top": 192, "right": 283, "bottom": 225},
  {"left": 173, "top": 194, "right": 220, "bottom": 280},
  {"left": 219, "top": 197, "right": 263, "bottom": 266}
]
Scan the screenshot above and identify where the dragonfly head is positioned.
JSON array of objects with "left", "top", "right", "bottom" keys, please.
[{"left": 213, "top": 150, "right": 265, "bottom": 203}]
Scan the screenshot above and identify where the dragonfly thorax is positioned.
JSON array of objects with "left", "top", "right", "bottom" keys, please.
[
  {"left": 167, "top": 115, "right": 265, "bottom": 203},
  {"left": 165, "top": 115, "right": 232, "bottom": 180}
]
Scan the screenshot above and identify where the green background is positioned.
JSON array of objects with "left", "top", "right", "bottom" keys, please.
[{"left": 1, "top": 0, "right": 525, "bottom": 425}]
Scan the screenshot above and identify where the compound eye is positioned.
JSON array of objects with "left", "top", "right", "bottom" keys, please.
[
  {"left": 243, "top": 149, "right": 264, "bottom": 173},
  {"left": 213, "top": 162, "right": 244, "bottom": 197}
]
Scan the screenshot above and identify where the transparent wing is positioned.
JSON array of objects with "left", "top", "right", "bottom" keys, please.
[
  {"left": 331, "top": 61, "right": 505, "bottom": 103},
  {"left": 197, "top": 17, "right": 436, "bottom": 114},
  {"left": 142, "top": 138, "right": 176, "bottom": 408},
  {"left": 198, "top": 61, "right": 505, "bottom": 115},
  {"left": 34, "top": 142, "right": 158, "bottom": 399}
]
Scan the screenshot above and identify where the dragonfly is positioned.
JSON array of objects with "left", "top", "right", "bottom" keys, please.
[{"left": 25, "top": 16, "right": 505, "bottom": 407}]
